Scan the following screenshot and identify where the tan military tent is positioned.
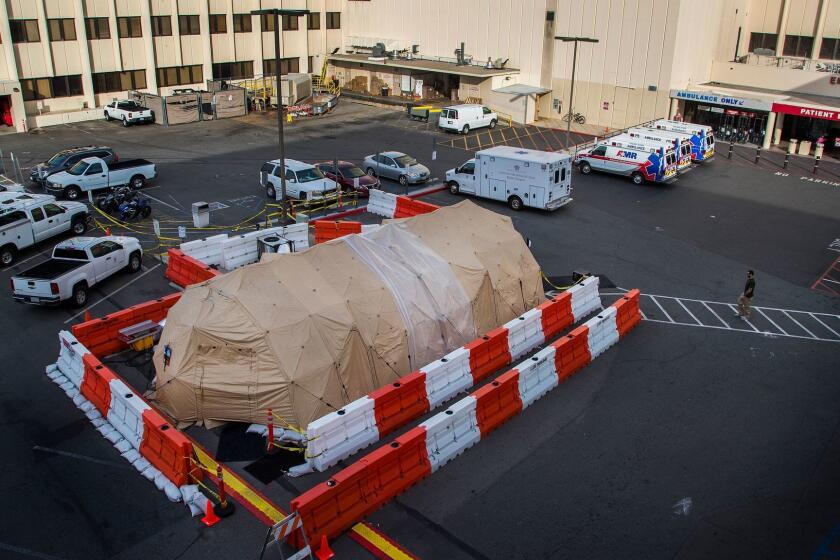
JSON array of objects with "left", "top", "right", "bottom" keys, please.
[{"left": 152, "top": 201, "right": 544, "bottom": 428}]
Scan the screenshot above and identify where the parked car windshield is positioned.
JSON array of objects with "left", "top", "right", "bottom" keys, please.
[
  {"left": 341, "top": 166, "right": 366, "bottom": 178},
  {"left": 394, "top": 155, "right": 417, "bottom": 167},
  {"left": 296, "top": 167, "right": 325, "bottom": 182},
  {"left": 67, "top": 162, "right": 88, "bottom": 175},
  {"left": 46, "top": 153, "right": 70, "bottom": 166}
]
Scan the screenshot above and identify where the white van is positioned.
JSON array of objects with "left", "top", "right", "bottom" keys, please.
[
  {"left": 651, "top": 119, "right": 715, "bottom": 161},
  {"left": 259, "top": 159, "right": 339, "bottom": 200},
  {"left": 626, "top": 128, "right": 693, "bottom": 173},
  {"left": 446, "top": 146, "right": 572, "bottom": 211},
  {"left": 575, "top": 139, "right": 678, "bottom": 185},
  {"left": 439, "top": 104, "right": 498, "bottom": 134}
]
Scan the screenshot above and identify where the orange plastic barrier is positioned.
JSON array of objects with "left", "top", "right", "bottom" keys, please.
[
  {"left": 552, "top": 325, "right": 591, "bottom": 381},
  {"left": 393, "top": 196, "right": 440, "bottom": 219},
  {"left": 474, "top": 369, "right": 523, "bottom": 437},
  {"left": 291, "top": 426, "right": 431, "bottom": 544},
  {"left": 165, "top": 248, "right": 222, "bottom": 288},
  {"left": 371, "top": 371, "right": 430, "bottom": 437},
  {"left": 538, "top": 292, "right": 574, "bottom": 340},
  {"left": 614, "top": 289, "right": 642, "bottom": 337},
  {"left": 465, "top": 327, "right": 512, "bottom": 383},
  {"left": 139, "top": 408, "right": 195, "bottom": 487},
  {"left": 313, "top": 220, "right": 363, "bottom": 244},
  {"left": 80, "top": 353, "right": 117, "bottom": 415},
  {"left": 71, "top": 293, "right": 181, "bottom": 357}
]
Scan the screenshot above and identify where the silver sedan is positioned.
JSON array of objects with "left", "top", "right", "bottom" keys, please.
[{"left": 362, "top": 151, "right": 430, "bottom": 186}]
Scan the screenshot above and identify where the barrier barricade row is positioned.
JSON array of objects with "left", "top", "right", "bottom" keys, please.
[
  {"left": 80, "top": 353, "right": 117, "bottom": 415},
  {"left": 367, "top": 189, "right": 398, "bottom": 218},
  {"left": 57, "top": 330, "right": 89, "bottom": 388},
  {"left": 393, "top": 197, "right": 440, "bottom": 219},
  {"left": 302, "top": 277, "right": 603, "bottom": 472},
  {"left": 180, "top": 234, "right": 228, "bottom": 268},
  {"left": 291, "top": 290, "right": 643, "bottom": 545},
  {"left": 313, "top": 220, "right": 363, "bottom": 244},
  {"left": 614, "top": 289, "right": 642, "bottom": 337},
  {"left": 107, "top": 378, "right": 151, "bottom": 450},
  {"left": 165, "top": 248, "right": 223, "bottom": 288},
  {"left": 71, "top": 293, "right": 181, "bottom": 357}
]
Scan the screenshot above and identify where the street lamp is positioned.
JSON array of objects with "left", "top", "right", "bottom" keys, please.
[
  {"left": 555, "top": 36, "right": 598, "bottom": 150},
  {"left": 251, "top": 8, "right": 309, "bottom": 222}
]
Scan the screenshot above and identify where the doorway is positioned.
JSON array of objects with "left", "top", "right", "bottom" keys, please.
[{"left": 0, "top": 96, "right": 12, "bottom": 127}]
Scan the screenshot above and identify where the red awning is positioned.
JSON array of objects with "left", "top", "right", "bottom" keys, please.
[{"left": 772, "top": 102, "right": 840, "bottom": 122}]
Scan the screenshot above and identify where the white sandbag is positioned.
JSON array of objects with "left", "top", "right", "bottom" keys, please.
[{"left": 114, "top": 439, "right": 132, "bottom": 453}]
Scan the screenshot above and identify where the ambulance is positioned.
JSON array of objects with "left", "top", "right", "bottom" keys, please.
[
  {"left": 575, "top": 135, "right": 679, "bottom": 185},
  {"left": 650, "top": 119, "right": 715, "bottom": 161},
  {"left": 626, "top": 127, "right": 693, "bottom": 173}
]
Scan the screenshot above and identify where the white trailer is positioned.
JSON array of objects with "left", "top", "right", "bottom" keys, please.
[{"left": 446, "top": 146, "right": 572, "bottom": 211}]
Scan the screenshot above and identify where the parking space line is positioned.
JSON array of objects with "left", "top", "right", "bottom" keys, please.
[
  {"left": 641, "top": 317, "right": 840, "bottom": 342},
  {"left": 782, "top": 310, "right": 817, "bottom": 338},
  {"left": 755, "top": 308, "right": 789, "bottom": 336},
  {"left": 676, "top": 298, "right": 702, "bottom": 325},
  {"left": 63, "top": 263, "right": 161, "bottom": 324},
  {"left": 701, "top": 301, "right": 730, "bottom": 328},
  {"left": 144, "top": 192, "right": 183, "bottom": 212},
  {"left": 726, "top": 304, "right": 759, "bottom": 331},
  {"left": 32, "top": 445, "right": 132, "bottom": 470},
  {"left": 810, "top": 313, "right": 840, "bottom": 339},
  {"left": 0, "top": 542, "right": 68, "bottom": 560},
  {"left": 650, "top": 296, "right": 674, "bottom": 322}
]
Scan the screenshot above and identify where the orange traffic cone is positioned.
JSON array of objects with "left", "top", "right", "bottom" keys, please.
[
  {"left": 84, "top": 310, "right": 91, "bottom": 322},
  {"left": 105, "top": 227, "right": 111, "bottom": 236},
  {"left": 201, "top": 499, "right": 221, "bottom": 527},
  {"left": 315, "top": 534, "right": 335, "bottom": 560}
]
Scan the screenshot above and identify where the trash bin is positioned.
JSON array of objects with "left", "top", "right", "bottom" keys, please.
[
  {"left": 381, "top": 86, "right": 389, "bottom": 97},
  {"left": 191, "top": 201, "right": 210, "bottom": 228},
  {"left": 798, "top": 140, "right": 812, "bottom": 156},
  {"left": 788, "top": 139, "right": 798, "bottom": 154}
]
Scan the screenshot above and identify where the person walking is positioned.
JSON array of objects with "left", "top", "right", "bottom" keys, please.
[{"left": 736, "top": 270, "right": 756, "bottom": 319}]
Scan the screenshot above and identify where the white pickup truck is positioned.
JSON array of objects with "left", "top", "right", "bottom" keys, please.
[
  {"left": 0, "top": 193, "right": 90, "bottom": 265},
  {"left": 104, "top": 100, "right": 155, "bottom": 126},
  {"left": 11, "top": 236, "right": 142, "bottom": 307},
  {"left": 45, "top": 157, "right": 157, "bottom": 200}
]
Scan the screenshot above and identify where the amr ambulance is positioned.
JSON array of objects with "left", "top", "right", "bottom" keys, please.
[
  {"left": 575, "top": 135, "right": 678, "bottom": 185},
  {"left": 626, "top": 128, "right": 693, "bottom": 173},
  {"left": 651, "top": 119, "right": 716, "bottom": 161},
  {"left": 446, "top": 146, "right": 572, "bottom": 211}
]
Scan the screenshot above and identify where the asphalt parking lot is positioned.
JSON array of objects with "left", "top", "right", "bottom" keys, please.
[{"left": 1, "top": 101, "right": 839, "bottom": 560}]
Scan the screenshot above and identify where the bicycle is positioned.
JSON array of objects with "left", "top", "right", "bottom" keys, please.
[{"left": 562, "top": 111, "right": 586, "bottom": 125}]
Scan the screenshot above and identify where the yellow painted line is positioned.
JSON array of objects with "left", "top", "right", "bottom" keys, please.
[{"left": 351, "top": 523, "right": 417, "bottom": 560}]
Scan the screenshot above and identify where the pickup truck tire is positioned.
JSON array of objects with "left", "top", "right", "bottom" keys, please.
[
  {"left": 126, "top": 251, "right": 142, "bottom": 273},
  {"left": 71, "top": 283, "right": 88, "bottom": 308},
  {"left": 265, "top": 184, "right": 276, "bottom": 199},
  {"left": 64, "top": 185, "right": 81, "bottom": 200},
  {"left": 130, "top": 175, "right": 145, "bottom": 189},
  {"left": 508, "top": 195, "right": 523, "bottom": 211},
  {"left": 0, "top": 244, "right": 16, "bottom": 266},
  {"left": 71, "top": 217, "right": 87, "bottom": 235},
  {"left": 122, "top": 117, "right": 129, "bottom": 127},
  {"left": 580, "top": 162, "right": 592, "bottom": 174},
  {"left": 631, "top": 172, "right": 645, "bottom": 185},
  {"left": 448, "top": 180, "right": 460, "bottom": 194}
]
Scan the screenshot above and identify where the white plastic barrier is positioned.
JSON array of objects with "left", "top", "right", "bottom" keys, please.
[
  {"left": 422, "top": 346, "right": 473, "bottom": 409},
  {"left": 421, "top": 395, "right": 480, "bottom": 472},
  {"left": 281, "top": 223, "right": 309, "bottom": 251},
  {"left": 504, "top": 307, "right": 545, "bottom": 361},
  {"left": 57, "top": 330, "right": 89, "bottom": 388},
  {"left": 568, "top": 276, "right": 602, "bottom": 321},
  {"left": 306, "top": 396, "right": 378, "bottom": 471},
  {"left": 107, "top": 378, "right": 151, "bottom": 450},
  {"left": 180, "top": 234, "right": 227, "bottom": 267},
  {"left": 517, "top": 345, "right": 558, "bottom": 409},
  {"left": 586, "top": 305, "right": 618, "bottom": 359},
  {"left": 367, "top": 189, "right": 397, "bottom": 218}
]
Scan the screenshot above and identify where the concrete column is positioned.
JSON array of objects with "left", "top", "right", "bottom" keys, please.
[
  {"left": 140, "top": 0, "right": 158, "bottom": 92},
  {"left": 108, "top": 0, "right": 123, "bottom": 71},
  {"left": 669, "top": 97, "right": 679, "bottom": 119},
  {"left": 762, "top": 111, "right": 776, "bottom": 149},
  {"left": 812, "top": 0, "right": 829, "bottom": 59},
  {"left": 171, "top": 1, "right": 182, "bottom": 67},
  {"left": 227, "top": 0, "right": 235, "bottom": 61},
  {"left": 200, "top": 0, "right": 213, "bottom": 84},
  {"left": 775, "top": 0, "right": 791, "bottom": 56},
  {"left": 72, "top": 0, "right": 96, "bottom": 109},
  {"left": 773, "top": 112, "right": 785, "bottom": 144},
  {"left": 252, "top": 0, "right": 263, "bottom": 77},
  {"left": 36, "top": 0, "right": 54, "bottom": 77}
]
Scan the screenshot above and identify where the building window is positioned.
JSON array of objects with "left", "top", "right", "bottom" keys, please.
[
  {"left": 117, "top": 17, "right": 142, "bottom": 38},
  {"left": 748, "top": 32, "right": 778, "bottom": 53},
  {"left": 212, "top": 61, "right": 254, "bottom": 79},
  {"left": 92, "top": 70, "right": 147, "bottom": 93},
  {"left": 783, "top": 35, "right": 814, "bottom": 58},
  {"left": 233, "top": 14, "right": 252, "bottom": 33},
  {"left": 10, "top": 20, "right": 40, "bottom": 43},
  {"left": 156, "top": 65, "right": 203, "bottom": 87},
  {"left": 308, "top": 56, "right": 314, "bottom": 72},
  {"left": 326, "top": 12, "right": 340, "bottom": 30},
  {"left": 85, "top": 18, "right": 111, "bottom": 40},
  {"left": 263, "top": 57, "right": 300, "bottom": 76},
  {"left": 307, "top": 13, "right": 320, "bottom": 30},
  {"left": 820, "top": 37, "right": 840, "bottom": 60},
  {"left": 210, "top": 14, "right": 227, "bottom": 34},
  {"left": 179, "top": 15, "right": 200, "bottom": 35},
  {"left": 260, "top": 14, "right": 275, "bottom": 32},
  {"left": 21, "top": 75, "right": 84, "bottom": 101},
  {"left": 48, "top": 19, "right": 77, "bottom": 42},
  {"left": 282, "top": 15, "right": 299, "bottom": 31},
  {"left": 152, "top": 15, "right": 172, "bottom": 37}
]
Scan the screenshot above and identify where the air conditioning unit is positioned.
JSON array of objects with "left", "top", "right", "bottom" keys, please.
[{"left": 257, "top": 235, "right": 292, "bottom": 258}]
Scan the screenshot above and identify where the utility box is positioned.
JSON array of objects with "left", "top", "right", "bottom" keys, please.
[
  {"left": 257, "top": 234, "right": 292, "bottom": 259},
  {"left": 192, "top": 201, "right": 210, "bottom": 228}
]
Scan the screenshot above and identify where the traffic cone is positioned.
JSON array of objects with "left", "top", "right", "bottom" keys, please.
[
  {"left": 84, "top": 310, "right": 91, "bottom": 322},
  {"left": 201, "top": 499, "right": 221, "bottom": 527},
  {"left": 105, "top": 227, "right": 111, "bottom": 236},
  {"left": 315, "top": 534, "right": 334, "bottom": 560}
]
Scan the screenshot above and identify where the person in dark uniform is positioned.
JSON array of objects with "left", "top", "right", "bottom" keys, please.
[{"left": 736, "top": 270, "right": 756, "bottom": 319}]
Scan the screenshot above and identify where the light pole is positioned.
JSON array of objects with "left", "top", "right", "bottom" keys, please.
[
  {"left": 555, "top": 36, "right": 598, "bottom": 150},
  {"left": 251, "top": 8, "right": 308, "bottom": 223}
]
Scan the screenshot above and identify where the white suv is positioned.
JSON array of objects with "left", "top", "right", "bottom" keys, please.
[
  {"left": 438, "top": 104, "right": 498, "bottom": 134},
  {"left": 259, "top": 159, "right": 339, "bottom": 200}
]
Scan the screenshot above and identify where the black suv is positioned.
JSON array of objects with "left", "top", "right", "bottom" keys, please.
[{"left": 30, "top": 146, "right": 118, "bottom": 185}]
